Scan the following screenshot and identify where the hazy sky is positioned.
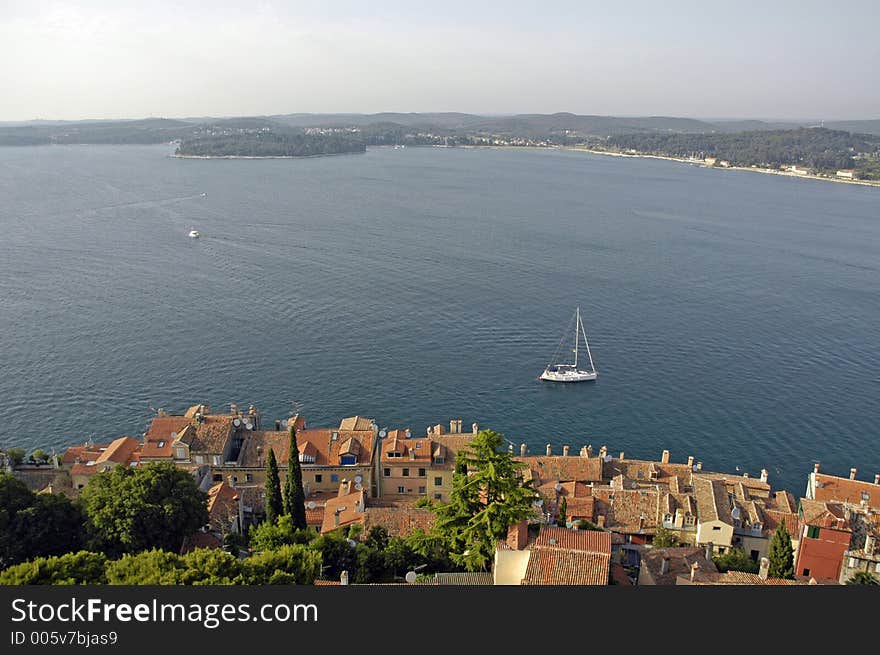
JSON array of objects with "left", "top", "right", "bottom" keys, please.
[{"left": 2, "top": 0, "right": 878, "bottom": 121}]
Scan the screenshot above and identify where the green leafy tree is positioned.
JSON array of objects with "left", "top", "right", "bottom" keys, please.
[
  {"left": 179, "top": 548, "right": 241, "bottom": 585},
  {"left": 573, "top": 519, "right": 602, "bottom": 531},
  {"left": 846, "top": 571, "right": 879, "bottom": 585},
  {"left": 30, "top": 449, "right": 48, "bottom": 465},
  {"left": 354, "top": 545, "right": 389, "bottom": 583},
  {"left": 264, "top": 448, "right": 283, "bottom": 525},
  {"left": 283, "top": 428, "right": 308, "bottom": 530},
  {"left": 767, "top": 522, "right": 795, "bottom": 579},
  {"left": 250, "top": 515, "right": 312, "bottom": 551},
  {"left": 104, "top": 549, "right": 186, "bottom": 584},
  {"left": 0, "top": 551, "right": 108, "bottom": 585},
  {"left": 80, "top": 462, "right": 209, "bottom": 557},
  {"left": 558, "top": 497, "right": 568, "bottom": 527},
  {"left": 365, "top": 526, "right": 389, "bottom": 551},
  {"left": 432, "top": 429, "right": 537, "bottom": 571},
  {"left": 651, "top": 527, "right": 680, "bottom": 548},
  {"left": 5, "top": 448, "right": 26, "bottom": 467},
  {"left": 713, "top": 547, "right": 759, "bottom": 574},
  {"left": 413, "top": 496, "right": 434, "bottom": 509},
  {"left": 0, "top": 474, "right": 83, "bottom": 566},
  {"left": 238, "top": 544, "right": 321, "bottom": 585},
  {"left": 311, "top": 531, "right": 358, "bottom": 580}
]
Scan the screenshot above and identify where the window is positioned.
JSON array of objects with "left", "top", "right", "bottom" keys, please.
[
  {"left": 213, "top": 455, "right": 222, "bottom": 466},
  {"left": 807, "top": 526, "right": 820, "bottom": 539},
  {"left": 418, "top": 468, "right": 426, "bottom": 477},
  {"left": 750, "top": 550, "right": 759, "bottom": 562},
  {"left": 213, "top": 474, "right": 222, "bottom": 482},
  {"left": 175, "top": 447, "right": 186, "bottom": 459},
  {"left": 874, "top": 563, "right": 880, "bottom": 573},
  {"left": 194, "top": 455, "right": 204, "bottom": 465},
  {"left": 418, "top": 486, "right": 426, "bottom": 494},
  {"left": 245, "top": 473, "right": 252, "bottom": 482},
  {"left": 331, "top": 474, "right": 339, "bottom": 483},
  {"left": 402, "top": 468, "right": 409, "bottom": 477},
  {"left": 397, "top": 486, "right": 405, "bottom": 494},
  {"left": 802, "top": 568, "right": 810, "bottom": 576},
  {"left": 416, "top": 442, "right": 421, "bottom": 449},
  {"left": 433, "top": 456, "right": 445, "bottom": 465},
  {"left": 232, "top": 476, "right": 238, "bottom": 483},
  {"left": 315, "top": 474, "right": 322, "bottom": 483},
  {"left": 712, "top": 526, "right": 721, "bottom": 531},
  {"left": 434, "top": 493, "right": 442, "bottom": 500},
  {"left": 663, "top": 513, "right": 673, "bottom": 523},
  {"left": 383, "top": 468, "right": 390, "bottom": 477},
  {"left": 849, "top": 557, "right": 857, "bottom": 568},
  {"left": 434, "top": 477, "right": 443, "bottom": 486},
  {"left": 158, "top": 440, "right": 166, "bottom": 448},
  {"left": 340, "top": 454, "right": 357, "bottom": 466}
]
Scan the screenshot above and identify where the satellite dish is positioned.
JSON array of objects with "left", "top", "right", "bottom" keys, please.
[
  {"left": 247, "top": 423, "right": 254, "bottom": 430},
  {"left": 170, "top": 432, "right": 177, "bottom": 440},
  {"left": 281, "top": 419, "right": 288, "bottom": 428},
  {"left": 233, "top": 418, "right": 241, "bottom": 427},
  {"left": 306, "top": 501, "right": 316, "bottom": 510},
  {"left": 379, "top": 429, "right": 387, "bottom": 438},
  {"left": 354, "top": 474, "right": 363, "bottom": 484},
  {"left": 243, "top": 418, "right": 252, "bottom": 429},
  {"left": 354, "top": 482, "right": 363, "bottom": 490},
  {"left": 405, "top": 571, "right": 417, "bottom": 584}
]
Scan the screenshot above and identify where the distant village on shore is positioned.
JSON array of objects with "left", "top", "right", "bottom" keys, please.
[{"left": 3, "top": 403, "right": 878, "bottom": 586}]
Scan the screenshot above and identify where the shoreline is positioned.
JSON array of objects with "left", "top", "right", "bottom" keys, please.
[
  {"left": 169, "top": 150, "right": 364, "bottom": 160},
  {"left": 560, "top": 146, "right": 880, "bottom": 188}
]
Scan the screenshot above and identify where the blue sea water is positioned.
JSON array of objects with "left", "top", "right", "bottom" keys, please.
[{"left": 1, "top": 144, "right": 878, "bottom": 493}]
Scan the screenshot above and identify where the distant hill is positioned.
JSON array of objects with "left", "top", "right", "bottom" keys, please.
[{"left": 824, "top": 119, "right": 880, "bottom": 136}]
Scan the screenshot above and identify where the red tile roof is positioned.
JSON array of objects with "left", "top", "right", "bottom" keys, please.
[
  {"left": 535, "top": 526, "right": 611, "bottom": 554},
  {"left": 142, "top": 416, "right": 191, "bottom": 458},
  {"left": 814, "top": 472, "right": 880, "bottom": 509},
  {"left": 522, "top": 547, "right": 610, "bottom": 585},
  {"left": 518, "top": 455, "right": 604, "bottom": 484}
]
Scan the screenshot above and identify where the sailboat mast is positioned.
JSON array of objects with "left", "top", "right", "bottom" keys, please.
[
  {"left": 580, "top": 311, "right": 596, "bottom": 373},
  {"left": 573, "top": 307, "right": 579, "bottom": 367}
]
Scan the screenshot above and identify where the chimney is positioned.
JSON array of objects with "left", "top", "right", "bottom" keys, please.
[
  {"left": 758, "top": 557, "right": 770, "bottom": 580},
  {"left": 427, "top": 425, "right": 433, "bottom": 436},
  {"left": 638, "top": 514, "right": 645, "bottom": 531},
  {"left": 338, "top": 479, "right": 350, "bottom": 497},
  {"left": 275, "top": 420, "right": 281, "bottom": 431},
  {"left": 472, "top": 422, "right": 479, "bottom": 434},
  {"left": 690, "top": 562, "right": 700, "bottom": 583},
  {"left": 599, "top": 445, "right": 607, "bottom": 459},
  {"left": 619, "top": 452, "right": 625, "bottom": 461},
  {"left": 404, "top": 428, "right": 411, "bottom": 439},
  {"left": 696, "top": 461, "right": 703, "bottom": 471},
  {"left": 760, "top": 468, "right": 768, "bottom": 484},
  {"left": 334, "top": 509, "right": 341, "bottom": 527},
  {"left": 546, "top": 444, "right": 552, "bottom": 456},
  {"left": 850, "top": 468, "right": 858, "bottom": 480},
  {"left": 687, "top": 456, "right": 695, "bottom": 468},
  {"left": 507, "top": 521, "right": 529, "bottom": 550},
  {"left": 661, "top": 450, "right": 670, "bottom": 464},
  {"left": 864, "top": 534, "right": 876, "bottom": 556},
  {"left": 340, "top": 570, "right": 349, "bottom": 586},
  {"left": 874, "top": 473, "right": 880, "bottom": 485},
  {"left": 704, "top": 543, "right": 713, "bottom": 560},
  {"left": 563, "top": 445, "right": 570, "bottom": 457},
  {"left": 596, "top": 515, "right": 606, "bottom": 528},
  {"left": 520, "top": 443, "right": 527, "bottom": 457},
  {"left": 660, "top": 557, "right": 670, "bottom": 576},
  {"left": 450, "top": 419, "right": 462, "bottom": 434},
  {"left": 230, "top": 403, "right": 238, "bottom": 414},
  {"left": 408, "top": 448, "right": 415, "bottom": 461},
  {"left": 580, "top": 446, "right": 588, "bottom": 458},
  {"left": 586, "top": 445, "right": 593, "bottom": 457},
  {"left": 814, "top": 462, "right": 820, "bottom": 474}
]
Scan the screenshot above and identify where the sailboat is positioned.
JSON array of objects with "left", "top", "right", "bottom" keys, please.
[{"left": 539, "top": 307, "right": 598, "bottom": 382}]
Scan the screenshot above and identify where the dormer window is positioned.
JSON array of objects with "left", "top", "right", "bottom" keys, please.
[
  {"left": 340, "top": 454, "right": 357, "bottom": 466},
  {"left": 299, "top": 453, "right": 316, "bottom": 464},
  {"left": 158, "top": 440, "right": 166, "bottom": 448},
  {"left": 433, "top": 456, "right": 445, "bottom": 465}
]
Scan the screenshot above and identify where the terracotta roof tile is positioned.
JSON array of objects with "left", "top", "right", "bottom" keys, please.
[
  {"left": 814, "top": 472, "right": 880, "bottom": 509},
  {"left": 518, "top": 455, "right": 604, "bottom": 484},
  {"left": 535, "top": 526, "right": 611, "bottom": 554},
  {"left": 362, "top": 506, "right": 436, "bottom": 538},
  {"left": 522, "top": 547, "right": 610, "bottom": 585},
  {"left": 142, "top": 416, "right": 191, "bottom": 458},
  {"left": 640, "top": 547, "right": 716, "bottom": 585},
  {"left": 339, "top": 416, "right": 375, "bottom": 432}
]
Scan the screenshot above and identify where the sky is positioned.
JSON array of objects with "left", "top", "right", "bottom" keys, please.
[{"left": 1, "top": 0, "right": 878, "bottom": 121}]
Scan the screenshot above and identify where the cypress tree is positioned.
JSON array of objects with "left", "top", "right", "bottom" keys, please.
[
  {"left": 264, "top": 448, "right": 282, "bottom": 525},
  {"left": 283, "top": 427, "right": 308, "bottom": 530},
  {"left": 767, "top": 521, "right": 795, "bottom": 579},
  {"left": 558, "top": 496, "right": 568, "bottom": 527}
]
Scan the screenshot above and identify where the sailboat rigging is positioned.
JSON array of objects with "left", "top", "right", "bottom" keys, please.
[{"left": 539, "top": 306, "right": 598, "bottom": 383}]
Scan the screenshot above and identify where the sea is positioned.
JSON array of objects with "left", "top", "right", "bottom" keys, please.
[{"left": 1, "top": 144, "right": 878, "bottom": 494}]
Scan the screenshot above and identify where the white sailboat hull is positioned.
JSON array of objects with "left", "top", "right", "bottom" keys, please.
[{"left": 540, "top": 368, "right": 597, "bottom": 383}]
